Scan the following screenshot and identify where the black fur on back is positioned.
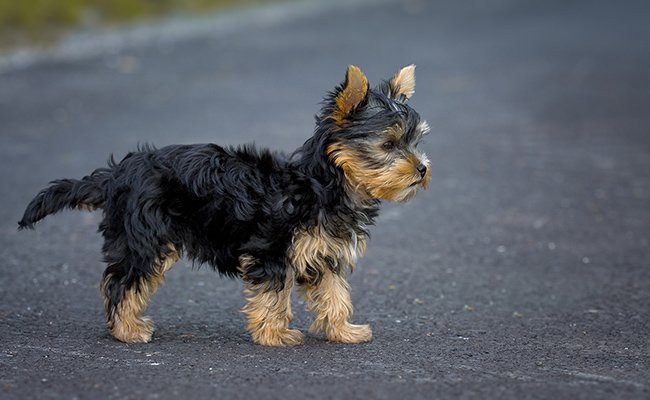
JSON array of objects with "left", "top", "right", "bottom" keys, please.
[{"left": 96, "top": 144, "right": 323, "bottom": 291}]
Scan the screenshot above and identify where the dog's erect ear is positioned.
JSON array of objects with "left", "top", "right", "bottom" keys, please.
[
  {"left": 388, "top": 64, "right": 416, "bottom": 101},
  {"left": 332, "top": 65, "right": 369, "bottom": 124}
]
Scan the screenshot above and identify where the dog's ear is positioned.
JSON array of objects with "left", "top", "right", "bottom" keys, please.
[
  {"left": 388, "top": 64, "right": 416, "bottom": 101},
  {"left": 332, "top": 65, "right": 368, "bottom": 124}
]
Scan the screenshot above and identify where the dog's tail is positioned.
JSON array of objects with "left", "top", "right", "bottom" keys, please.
[{"left": 18, "top": 168, "right": 111, "bottom": 230}]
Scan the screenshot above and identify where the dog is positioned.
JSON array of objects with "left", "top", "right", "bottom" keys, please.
[{"left": 18, "top": 65, "right": 431, "bottom": 346}]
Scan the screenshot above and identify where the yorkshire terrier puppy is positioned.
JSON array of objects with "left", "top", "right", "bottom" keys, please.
[{"left": 19, "top": 65, "right": 431, "bottom": 346}]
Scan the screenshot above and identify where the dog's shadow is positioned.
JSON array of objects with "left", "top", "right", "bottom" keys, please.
[
  {"left": 152, "top": 321, "right": 248, "bottom": 345},
  {"left": 99, "top": 319, "right": 330, "bottom": 349}
]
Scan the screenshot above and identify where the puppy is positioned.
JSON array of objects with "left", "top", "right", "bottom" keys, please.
[{"left": 19, "top": 65, "right": 431, "bottom": 346}]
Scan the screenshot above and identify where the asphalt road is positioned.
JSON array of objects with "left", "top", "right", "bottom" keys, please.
[{"left": 1, "top": 0, "right": 649, "bottom": 399}]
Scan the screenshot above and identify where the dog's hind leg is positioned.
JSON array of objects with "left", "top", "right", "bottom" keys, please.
[
  {"left": 98, "top": 183, "right": 181, "bottom": 343},
  {"left": 100, "top": 244, "right": 179, "bottom": 343},
  {"left": 239, "top": 256, "right": 304, "bottom": 346}
]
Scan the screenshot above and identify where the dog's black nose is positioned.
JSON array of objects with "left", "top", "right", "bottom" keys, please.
[{"left": 416, "top": 163, "right": 427, "bottom": 178}]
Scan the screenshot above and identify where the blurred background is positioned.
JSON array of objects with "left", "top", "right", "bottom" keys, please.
[
  {"left": 1, "top": 1, "right": 648, "bottom": 399},
  {"left": 0, "top": 0, "right": 275, "bottom": 48}
]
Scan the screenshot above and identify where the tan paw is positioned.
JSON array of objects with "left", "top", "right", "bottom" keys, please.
[
  {"left": 252, "top": 328, "right": 305, "bottom": 346},
  {"left": 325, "top": 323, "right": 372, "bottom": 344},
  {"left": 111, "top": 316, "right": 154, "bottom": 343}
]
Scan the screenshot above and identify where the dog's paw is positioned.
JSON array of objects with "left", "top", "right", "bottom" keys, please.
[
  {"left": 325, "top": 323, "right": 372, "bottom": 344},
  {"left": 253, "top": 328, "right": 305, "bottom": 347},
  {"left": 111, "top": 316, "right": 154, "bottom": 343}
]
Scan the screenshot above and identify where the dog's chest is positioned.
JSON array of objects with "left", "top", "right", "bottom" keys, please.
[{"left": 289, "top": 224, "right": 367, "bottom": 280}]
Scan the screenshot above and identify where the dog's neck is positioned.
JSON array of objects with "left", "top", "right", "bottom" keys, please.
[{"left": 291, "top": 130, "right": 379, "bottom": 237}]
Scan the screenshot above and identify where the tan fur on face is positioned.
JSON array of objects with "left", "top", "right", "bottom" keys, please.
[
  {"left": 102, "top": 246, "right": 179, "bottom": 343},
  {"left": 327, "top": 142, "right": 425, "bottom": 202},
  {"left": 290, "top": 225, "right": 366, "bottom": 283},
  {"left": 298, "top": 269, "right": 372, "bottom": 343},
  {"left": 240, "top": 260, "right": 303, "bottom": 346},
  {"left": 389, "top": 64, "right": 416, "bottom": 100}
]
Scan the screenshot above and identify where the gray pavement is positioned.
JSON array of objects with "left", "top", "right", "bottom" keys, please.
[{"left": 1, "top": 0, "right": 649, "bottom": 398}]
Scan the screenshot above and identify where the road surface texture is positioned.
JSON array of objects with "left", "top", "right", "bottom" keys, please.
[{"left": 1, "top": 0, "right": 648, "bottom": 398}]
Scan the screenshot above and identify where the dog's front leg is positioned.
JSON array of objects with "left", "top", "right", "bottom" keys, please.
[
  {"left": 299, "top": 269, "right": 372, "bottom": 343},
  {"left": 241, "top": 266, "right": 304, "bottom": 346}
]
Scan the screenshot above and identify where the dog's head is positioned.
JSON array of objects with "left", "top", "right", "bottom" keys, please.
[{"left": 322, "top": 65, "right": 431, "bottom": 202}]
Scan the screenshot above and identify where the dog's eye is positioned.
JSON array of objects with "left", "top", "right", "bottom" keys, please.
[{"left": 382, "top": 141, "right": 395, "bottom": 151}]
